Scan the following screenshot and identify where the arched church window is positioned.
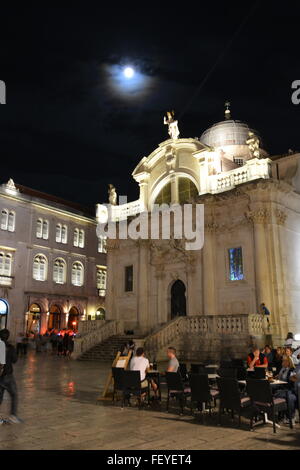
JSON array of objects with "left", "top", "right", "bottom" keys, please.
[
  {"left": 154, "top": 182, "right": 171, "bottom": 205},
  {"left": 178, "top": 178, "right": 198, "bottom": 204}
]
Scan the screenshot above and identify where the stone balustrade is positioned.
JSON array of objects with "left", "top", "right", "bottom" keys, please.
[
  {"left": 110, "top": 200, "right": 143, "bottom": 222},
  {"left": 73, "top": 320, "right": 124, "bottom": 359},
  {"left": 144, "top": 314, "right": 265, "bottom": 361},
  {"left": 207, "top": 158, "right": 271, "bottom": 194},
  {"left": 77, "top": 319, "right": 106, "bottom": 336}
]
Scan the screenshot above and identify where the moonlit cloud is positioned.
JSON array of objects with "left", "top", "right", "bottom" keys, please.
[{"left": 104, "top": 63, "right": 154, "bottom": 100}]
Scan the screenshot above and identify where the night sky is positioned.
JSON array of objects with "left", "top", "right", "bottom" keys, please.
[{"left": 0, "top": 3, "right": 299, "bottom": 209}]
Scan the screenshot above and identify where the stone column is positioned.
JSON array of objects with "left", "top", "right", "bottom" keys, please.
[
  {"left": 40, "top": 312, "right": 48, "bottom": 334},
  {"left": 246, "top": 207, "right": 281, "bottom": 337},
  {"left": 137, "top": 240, "right": 149, "bottom": 334},
  {"left": 139, "top": 181, "right": 149, "bottom": 211},
  {"left": 170, "top": 174, "right": 179, "bottom": 204},
  {"left": 155, "top": 268, "right": 166, "bottom": 325},
  {"left": 202, "top": 223, "right": 217, "bottom": 315},
  {"left": 266, "top": 208, "right": 289, "bottom": 340},
  {"left": 105, "top": 240, "right": 119, "bottom": 321}
]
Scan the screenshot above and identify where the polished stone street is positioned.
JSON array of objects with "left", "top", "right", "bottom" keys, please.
[{"left": 0, "top": 352, "right": 299, "bottom": 450}]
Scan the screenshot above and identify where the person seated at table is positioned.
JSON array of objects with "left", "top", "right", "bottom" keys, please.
[
  {"left": 130, "top": 347, "right": 150, "bottom": 391},
  {"left": 273, "top": 347, "right": 284, "bottom": 374},
  {"left": 166, "top": 347, "right": 179, "bottom": 373},
  {"left": 247, "top": 347, "right": 268, "bottom": 369},
  {"left": 274, "top": 356, "right": 297, "bottom": 424},
  {"left": 263, "top": 345, "right": 274, "bottom": 365},
  {"left": 284, "top": 347, "right": 296, "bottom": 367}
]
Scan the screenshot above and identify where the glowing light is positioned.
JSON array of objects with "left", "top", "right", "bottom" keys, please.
[
  {"left": 123, "top": 66, "right": 135, "bottom": 79},
  {"left": 295, "top": 334, "right": 300, "bottom": 341}
]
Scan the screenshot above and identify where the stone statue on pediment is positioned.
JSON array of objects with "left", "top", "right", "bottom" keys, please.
[
  {"left": 108, "top": 184, "right": 117, "bottom": 206},
  {"left": 246, "top": 132, "right": 261, "bottom": 159},
  {"left": 164, "top": 111, "right": 180, "bottom": 140}
]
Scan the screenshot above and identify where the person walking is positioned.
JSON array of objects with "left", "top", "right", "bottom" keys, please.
[
  {"left": 0, "top": 336, "right": 5, "bottom": 426},
  {"left": 0, "top": 329, "right": 21, "bottom": 424},
  {"left": 67, "top": 333, "right": 74, "bottom": 358}
]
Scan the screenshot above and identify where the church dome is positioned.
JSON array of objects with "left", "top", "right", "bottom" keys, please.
[{"left": 200, "top": 119, "right": 259, "bottom": 149}]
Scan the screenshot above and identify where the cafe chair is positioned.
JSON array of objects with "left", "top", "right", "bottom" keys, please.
[
  {"left": 246, "top": 379, "right": 292, "bottom": 433},
  {"left": 231, "top": 359, "right": 245, "bottom": 368},
  {"left": 179, "top": 363, "right": 189, "bottom": 382},
  {"left": 190, "top": 363, "right": 205, "bottom": 374},
  {"left": 217, "top": 377, "right": 251, "bottom": 427},
  {"left": 220, "top": 360, "right": 233, "bottom": 369},
  {"left": 218, "top": 368, "right": 237, "bottom": 379},
  {"left": 122, "top": 370, "right": 147, "bottom": 409},
  {"left": 112, "top": 367, "right": 125, "bottom": 403},
  {"left": 165, "top": 372, "right": 191, "bottom": 415},
  {"left": 189, "top": 373, "right": 219, "bottom": 418}
]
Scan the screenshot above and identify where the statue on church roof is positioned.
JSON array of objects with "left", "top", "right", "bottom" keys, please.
[
  {"left": 224, "top": 101, "right": 231, "bottom": 120},
  {"left": 246, "top": 131, "right": 261, "bottom": 159},
  {"left": 108, "top": 184, "right": 117, "bottom": 206},
  {"left": 164, "top": 111, "right": 180, "bottom": 140}
]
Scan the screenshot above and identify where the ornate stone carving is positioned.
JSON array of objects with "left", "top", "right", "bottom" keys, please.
[
  {"left": 150, "top": 237, "right": 196, "bottom": 266},
  {"left": 274, "top": 209, "right": 287, "bottom": 226},
  {"left": 165, "top": 145, "right": 177, "bottom": 173},
  {"left": 246, "top": 208, "right": 271, "bottom": 224},
  {"left": 106, "top": 239, "right": 119, "bottom": 251}
]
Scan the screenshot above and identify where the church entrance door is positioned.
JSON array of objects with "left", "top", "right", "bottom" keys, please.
[{"left": 171, "top": 280, "right": 187, "bottom": 319}]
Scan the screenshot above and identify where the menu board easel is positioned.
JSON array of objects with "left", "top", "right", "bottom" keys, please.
[{"left": 97, "top": 350, "right": 132, "bottom": 401}]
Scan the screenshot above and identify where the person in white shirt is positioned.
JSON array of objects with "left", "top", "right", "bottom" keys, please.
[
  {"left": 130, "top": 347, "right": 150, "bottom": 389},
  {"left": 285, "top": 332, "right": 294, "bottom": 347}
]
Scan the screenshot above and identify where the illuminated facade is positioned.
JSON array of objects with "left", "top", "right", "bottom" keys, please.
[
  {"left": 0, "top": 179, "right": 107, "bottom": 339},
  {"left": 98, "top": 110, "right": 300, "bottom": 346}
]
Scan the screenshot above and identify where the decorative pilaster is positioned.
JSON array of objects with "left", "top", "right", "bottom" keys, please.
[
  {"left": 202, "top": 220, "right": 218, "bottom": 315},
  {"left": 246, "top": 208, "right": 272, "bottom": 314}
]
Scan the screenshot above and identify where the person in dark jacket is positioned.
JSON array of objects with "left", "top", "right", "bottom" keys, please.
[{"left": 0, "top": 329, "right": 21, "bottom": 424}]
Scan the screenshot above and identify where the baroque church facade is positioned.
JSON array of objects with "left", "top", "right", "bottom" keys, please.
[{"left": 98, "top": 107, "right": 300, "bottom": 351}]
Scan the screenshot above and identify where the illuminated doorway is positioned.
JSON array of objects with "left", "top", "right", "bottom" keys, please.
[
  {"left": 96, "top": 307, "right": 105, "bottom": 321},
  {"left": 0, "top": 298, "right": 9, "bottom": 329},
  {"left": 26, "top": 303, "right": 41, "bottom": 335},
  {"left": 48, "top": 305, "right": 61, "bottom": 330},
  {"left": 171, "top": 280, "right": 187, "bottom": 319},
  {"left": 68, "top": 306, "right": 79, "bottom": 331}
]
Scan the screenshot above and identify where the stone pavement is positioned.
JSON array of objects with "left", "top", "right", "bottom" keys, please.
[{"left": 0, "top": 352, "right": 299, "bottom": 450}]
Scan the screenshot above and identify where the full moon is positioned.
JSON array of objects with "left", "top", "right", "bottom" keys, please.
[{"left": 123, "top": 66, "right": 135, "bottom": 79}]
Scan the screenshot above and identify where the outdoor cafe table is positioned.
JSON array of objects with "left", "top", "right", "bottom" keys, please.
[{"left": 238, "top": 379, "right": 288, "bottom": 386}]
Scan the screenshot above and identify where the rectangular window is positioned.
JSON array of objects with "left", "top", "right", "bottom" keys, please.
[
  {"left": 125, "top": 265, "right": 133, "bottom": 292},
  {"left": 228, "top": 247, "right": 244, "bottom": 281}
]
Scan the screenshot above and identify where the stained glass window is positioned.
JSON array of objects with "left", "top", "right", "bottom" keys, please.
[{"left": 228, "top": 247, "right": 244, "bottom": 281}]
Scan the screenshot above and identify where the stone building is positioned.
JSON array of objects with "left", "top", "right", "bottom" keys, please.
[
  {"left": 0, "top": 179, "right": 107, "bottom": 339},
  {"left": 96, "top": 108, "right": 300, "bottom": 359}
]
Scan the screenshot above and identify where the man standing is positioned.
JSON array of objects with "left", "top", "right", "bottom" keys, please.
[
  {"left": 0, "top": 335, "right": 5, "bottom": 425},
  {"left": 0, "top": 329, "right": 21, "bottom": 424},
  {"left": 260, "top": 303, "right": 271, "bottom": 329}
]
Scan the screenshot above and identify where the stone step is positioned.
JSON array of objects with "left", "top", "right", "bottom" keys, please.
[{"left": 78, "top": 334, "right": 145, "bottom": 362}]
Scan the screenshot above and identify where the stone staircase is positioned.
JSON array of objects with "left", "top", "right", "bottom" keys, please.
[{"left": 78, "top": 335, "right": 144, "bottom": 362}]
